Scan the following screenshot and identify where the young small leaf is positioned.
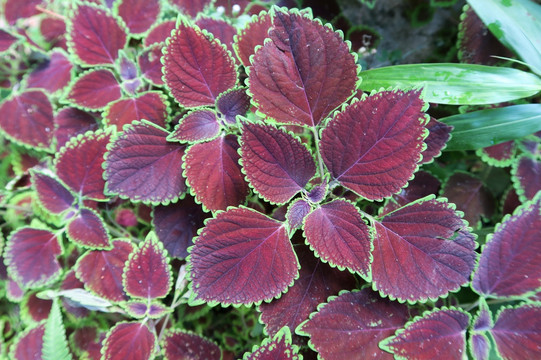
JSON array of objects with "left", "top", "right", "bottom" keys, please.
[
  {"left": 168, "top": 109, "right": 221, "bottom": 143},
  {"left": 215, "top": 87, "right": 251, "bottom": 124},
  {"left": 161, "top": 330, "right": 221, "bottom": 360},
  {"left": 477, "top": 140, "right": 515, "bottom": 167},
  {"left": 286, "top": 199, "right": 311, "bottom": 231},
  {"left": 114, "top": 0, "right": 161, "bottom": 36},
  {"left": 31, "top": 170, "right": 75, "bottom": 214},
  {"left": 26, "top": 50, "right": 73, "bottom": 94},
  {"left": 104, "top": 91, "right": 168, "bottom": 130},
  {"left": 42, "top": 299, "right": 71, "bottom": 360},
  {"left": 66, "top": 207, "right": 111, "bottom": 250},
  {"left": 138, "top": 45, "right": 164, "bottom": 86},
  {"left": 101, "top": 322, "right": 156, "bottom": 360},
  {"left": 144, "top": 20, "right": 176, "bottom": 46},
  {"left": 123, "top": 300, "right": 170, "bottom": 319},
  {"left": 65, "top": 69, "right": 121, "bottom": 110},
  {"left": 243, "top": 327, "right": 300, "bottom": 360}
]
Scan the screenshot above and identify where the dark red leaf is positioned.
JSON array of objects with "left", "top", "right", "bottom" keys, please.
[
  {"left": 7, "top": 277, "right": 24, "bottom": 301},
  {"left": 478, "top": 140, "right": 515, "bottom": 167},
  {"left": 144, "top": 20, "right": 176, "bottom": 46},
  {"left": 123, "top": 232, "right": 172, "bottom": 300},
  {"left": 23, "top": 292, "right": 52, "bottom": 322},
  {"left": 0, "top": 90, "right": 54, "bottom": 151},
  {"left": 381, "top": 171, "right": 441, "bottom": 215},
  {"left": 75, "top": 239, "right": 134, "bottom": 302},
  {"left": 298, "top": 289, "right": 410, "bottom": 359},
  {"left": 372, "top": 198, "right": 477, "bottom": 302},
  {"left": 31, "top": 170, "right": 74, "bottom": 214},
  {"left": 304, "top": 199, "right": 371, "bottom": 276},
  {"left": 55, "top": 129, "right": 112, "bottom": 201},
  {"left": 240, "top": 123, "right": 316, "bottom": 204},
  {"left": 0, "top": 29, "right": 20, "bottom": 52},
  {"left": 68, "top": 3, "right": 127, "bottom": 65},
  {"left": 163, "top": 22, "right": 237, "bottom": 107},
  {"left": 40, "top": 17, "right": 66, "bottom": 49},
  {"left": 472, "top": 193, "right": 541, "bottom": 298},
  {"left": 234, "top": 11, "right": 272, "bottom": 67},
  {"left": 54, "top": 107, "right": 98, "bottom": 150},
  {"left": 189, "top": 207, "right": 298, "bottom": 305},
  {"left": 216, "top": 87, "right": 251, "bottom": 124},
  {"left": 502, "top": 187, "right": 521, "bottom": 216},
  {"left": 5, "top": 227, "right": 62, "bottom": 288},
  {"left": 167, "top": 0, "right": 211, "bottom": 18},
  {"left": 249, "top": 10, "right": 357, "bottom": 127},
  {"left": 168, "top": 109, "right": 221, "bottom": 143},
  {"left": 104, "top": 121, "right": 187, "bottom": 204},
  {"left": 184, "top": 134, "right": 248, "bottom": 211},
  {"left": 12, "top": 324, "right": 45, "bottom": 360},
  {"left": 196, "top": 17, "right": 236, "bottom": 53},
  {"left": 67, "top": 207, "right": 111, "bottom": 250},
  {"left": 381, "top": 308, "right": 470, "bottom": 360},
  {"left": 115, "top": 208, "right": 138, "bottom": 227},
  {"left": 4, "top": 0, "right": 42, "bottom": 25},
  {"left": 152, "top": 196, "right": 208, "bottom": 259},
  {"left": 162, "top": 330, "right": 221, "bottom": 360},
  {"left": 421, "top": 117, "right": 452, "bottom": 164},
  {"left": 512, "top": 155, "right": 541, "bottom": 203},
  {"left": 102, "top": 322, "right": 156, "bottom": 360},
  {"left": 26, "top": 50, "right": 73, "bottom": 94},
  {"left": 320, "top": 90, "right": 427, "bottom": 200},
  {"left": 114, "top": 0, "right": 161, "bottom": 35},
  {"left": 124, "top": 301, "right": 169, "bottom": 318},
  {"left": 104, "top": 91, "right": 168, "bottom": 130},
  {"left": 66, "top": 69, "right": 121, "bottom": 110},
  {"left": 138, "top": 45, "right": 164, "bottom": 85},
  {"left": 244, "top": 327, "right": 300, "bottom": 360},
  {"left": 286, "top": 199, "right": 311, "bottom": 231}
]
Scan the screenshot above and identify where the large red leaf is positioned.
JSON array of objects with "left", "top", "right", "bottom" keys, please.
[
  {"left": 102, "top": 322, "right": 156, "bottom": 360},
  {"left": 144, "top": 20, "right": 176, "bottom": 46},
  {"left": 104, "top": 91, "right": 168, "bottom": 130},
  {"left": 114, "top": 0, "right": 161, "bottom": 35},
  {"left": 248, "top": 9, "right": 357, "bottom": 127},
  {"left": 303, "top": 199, "right": 372, "bottom": 277},
  {"left": 472, "top": 193, "right": 541, "bottom": 298},
  {"left": 161, "top": 330, "right": 221, "bottom": 360},
  {"left": 371, "top": 198, "right": 477, "bottom": 302},
  {"left": 234, "top": 11, "right": 272, "bottom": 67},
  {"left": 244, "top": 327, "right": 300, "bottom": 359},
  {"left": 67, "top": 207, "right": 111, "bottom": 250},
  {"left": 0, "top": 90, "right": 54, "bottom": 151},
  {"left": 31, "top": 170, "right": 75, "bottom": 214},
  {"left": 104, "top": 121, "right": 187, "bottom": 204},
  {"left": 168, "top": 109, "right": 221, "bottom": 143},
  {"left": 68, "top": 3, "right": 127, "bottom": 65},
  {"left": 54, "top": 107, "right": 98, "bottom": 150},
  {"left": 3, "top": 0, "right": 42, "bottom": 25},
  {"left": 380, "top": 308, "right": 470, "bottom": 360},
  {"left": 11, "top": 324, "right": 45, "bottom": 360},
  {"left": 26, "top": 50, "right": 73, "bottom": 94},
  {"left": 298, "top": 289, "right": 410, "bottom": 359},
  {"left": 320, "top": 90, "right": 427, "bottom": 201},
  {"left": 66, "top": 69, "right": 121, "bottom": 110},
  {"left": 512, "top": 155, "right": 541, "bottom": 203},
  {"left": 189, "top": 207, "right": 298, "bottom": 305},
  {"left": 184, "top": 134, "right": 248, "bottom": 211},
  {"left": 163, "top": 22, "right": 237, "bottom": 107},
  {"left": 167, "top": 0, "right": 211, "bottom": 18}
]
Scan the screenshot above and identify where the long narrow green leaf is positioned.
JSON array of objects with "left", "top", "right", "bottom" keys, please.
[
  {"left": 440, "top": 104, "right": 541, "bottom": 150},
  {"left": 359, "top": 63, "right": 541, "bottom": 105},
  {"left": 42, "top": 299, "right": 72, "bottom": 360},
  {"left": 467, "top": 0, "right": 541, "bottom": 75}
]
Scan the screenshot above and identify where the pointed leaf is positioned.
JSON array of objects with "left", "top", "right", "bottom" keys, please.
[
  {"left": 163, "top": 22, "right": 237, "bottom": 107},
  {"left": 31, "top": 170, "right": 75, "bottom": 214},
  {"left": 371, "top": 198, "right": 477, "bottom": 302},
  {"left": 104, "top": 121, "right": 187, "bottom": 204},
  {"left": 512, "top": 155, "right": 541, "bottom": 203},
  {"left": 102, "top": 322, "right": 156, "bottom": 360},
  {"left": 10, "top": 324, "right": 45, "bottom": 360},
  {"left": 248, "top": 9, "right": 358, "bottom": 127},
  {"left": 380, "top": 308, "right": 470, "bottom": 360},
  {"left": 67, "top": 208, "right": 111, "bottom": 250},
  {"left": 286, "top": 199, "right": 311, "bottom": 231},
  {"left": 22, "top": 292, "right": 52, "bottom": 323},
  {"left": 66, "top": 69, "right": 121, "bottom": 110},
  {"left": 54, "top": 107, "right": 98, "bottom": 150},
  {"left": 167, "top": 0, "right": 212, "bottom": 18},
  {"left": 216, "top": 87, "right": 251, "bottom": 124},
  {"left": 470, "top": 299, "right": 493, "bottom": 360},
  {"left": 244, "top": 327, "right": 300, "bottom": 360},
  {"left": 42, "top": 299, "right": 72, "bottom": 360},
  {"left": 162, "top": 330, "right": 221, "bottom": 360},
  {"left": 240, "top": 123, "right": 316, "bottom": 204},
  {"left": 26, "top": 50, "right": 73, "bottom": 94},
  {"left": 114, "top": 0, "right": 161, "bottom": 36},
  {"left": 138, "top": 45, "right": 164, "bottom": 85},
  {"left": 189, "top": 207, "right": 299, "bottom": 305},
  {"left": 104, "top": 91, "right": 168, "bottom": 130},
  {"left": 470, "top": 334, "right": 490, "bottom": 360},
  {"left": 168, "top": 109, "right": 221, "bottom": 143},
  {"left": 184, "top": 134, "right": 248, "bottom": 211},
  {"left": 421, "top": 117, "right": 452, "bottom": 164},
  {"left": 234, "top": 11, "right": 272, "bottom": 67},
  {"left": 144, "top": 20, "right": 176, "bottom": 46}
]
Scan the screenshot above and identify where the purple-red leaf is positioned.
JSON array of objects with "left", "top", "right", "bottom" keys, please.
[
  {"left": 5, "top": 227, "right": 62, "bottom": 288},
  {"left": 104, "top": 121, "right": 187, "bottom": 204},
  {"left": 66, "top": 69, "right": 121, "bottom": 110},
  {"left": 138, "top": 45, "right": 164, "bottom": 85},
  {"left": 0, "top": 90, "right": 54, "bottom": 151},
  {"left": 124, "top": 300, "right": 169, "bottom": 319},
  {"left": 26, "top": 50, "right": 73, "bottom": 94},
  {"left": 167, "top": 0, "right": 211, "bottom": 18},
  {"left": 163, "top": 22, "right": 237, "bottom": 107},
  {"left": 380, "top": 308, "right": 470, "bottom": 360},
  {"left": 241, "top": 123, "right": 316, "bottom": 204},
  {"left": 472, "top": 193, "right": 541, "bottom": 298},
  {"left": 40, "top": 17, "right": 67, "bottom": 50},
  {"left": 381, "top": 171, "right": 441, "bottom": 215},
  {"left": 184, "top": 134, "right": 248, "bottom": 211},
  {"left": 307, "top": 183, "right": 327, "bottom": 203},
  {"left": 104, "top": 91, "right": 168, "bottom": 130},
  {"left": 248, "top": 10, "right": 357, "bottom": 127},
  {"left": 304, "top": 199, "right": 372, "bottom": 277},
  {"left": 144, "top": 20, "right": 176, "bottom": 46},
  {"left": 320, "top": 90, "right": 427, "bottom": 200},
  {"left": 286, "top": 199, "right": 311, "bottom": 231},
  {"left": 22, "top": 292, "right": 52, "bottom": 323},
  {"left": 162, "top": 330, "right": 221, "bottom": 360},
  {"left": 244, "top": 327, "right": 300, "bottom": 360},
  {"left": 11, "top": 324, "right": 45, "bottom": 360},
  {"left": 471, "top": 334, "right": 490, "bottom": 360},
  {"left": 421, "top": 117, "right": 452, "bottom": 164},
  {"left": 371, "top": 198, "right": 477, "bottom": 302},
  {"left": 196, "top": 17, "right": 236, "bottom": 53},
  {"left": 55, "top": 129, "right": 112, "bottom": 201},
  {"left": 298, "top": 289, "right": 410, "bottom": 360},
  {"left": 216, "top": 87, "right": 251, "bottom": 124},
  {"left": 102, "top": 322, "right": 156, "bottom": 360},
  {"left": 114, "top": 0, "right": 160, "bottom": 35},
  {"left": 168, "top": 109, "right": 221, "bottom": 143},
  {"left": 54, "top": 107, "right": 98, "bottom": 150},
  {"left": 31, "top": 170, "right": 75, "bottom": 214},
  {"left": 0, "top": 29, "right": 19, "bottom": 51},
  {"left": 4, "top": 0, "right": 42, "bottom": 25},
  {"left": 477, "top": 140, "right": 515, "bottom": 167},
  {"left": 189, "top": 207, "right": 298, "bottom": 305},
  {"left": 67, "top": 207, "right": 111, "bottom": 250},
  {"left": 68, "top": 3, "right": 127, "bottom": 65},
  {"left": 234, "top": 11, "right": 272, "bottom": 67},
  {"left": 75, "top": 239, "right": 134, "bottom": 302},
  {"left": 123, "top": 232, "right": 172, "bottom": 300},
  {"left": 512, "top": 155, "right": 541, "bottom": 203},
  {"left": 470, "top": 300, "right": 493, "bottom": 360}
]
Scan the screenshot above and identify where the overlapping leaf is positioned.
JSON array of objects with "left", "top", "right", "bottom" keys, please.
[
  {"left": 167, "top": 0, "right": 211, "bottom": 18},
  {"left": 22, "top": 292, "right": 52, "bottom": 323},
  {"left": 286, "top": 199, "right": 311, "bottom": 231},
  {"left": 114, "top": 0, "right": 160, "bottom": 35},
  {"left": 421, "top": 117, "right": 452, "bottom": 164},
  {"left": 31, "top": 170, "right": 75, "bottom": 214},
  {"left": 104, "top": 91, "right": 168, "bottom": 130},
  {"left": 168, "top": 109, "right": 221, "bottom": 143},
  {"left": 65, "top": 69, "right": 121, "bottom": 110},
  {"left": 54, "top": 107, "right": 98, "bottom": 150},
  {"left": 512, "top": 155, "right": 541, "bottom": 203},
  {"left": 381, "top": 171, "right": 441, "bottom": 215},
  {"left": 26, "top": 50, "right": 73, "bottom": 94},
  {"left": 138, "top": 45, "right": 164, "bottom": 85},
  {"left": 3, "top": 0, "right": 41, "bottom": 25},
  {"left": 144, "top": 20, "right": 176, "bottom": 46},
  {"left": 123, "top": 301, "right": 169, "bottom": 319},
  {"left": 234, "top": 11, "right": 272, "bottom": 67},
  {"left": 243, "top": 327, "right": 300, "bottom": 360},
  {"left": 11, "top": 324, "right": 45, "bottom": 360},
  {"left": 478, "top": 140, "right": 515, "bottom": 167},
  {"left": 470, "top": 300, "right": 493, "bottom": 360},
  {"left": 102, "top": 322, "right": 156, "bottom": 360},
  {"left": 66, "top": 208, "right": 111, "bottom": 250},
  {"left": 161, "top": 330, "right": 221, "bottom": 360},
  {"left": 215, "top": 87, "right": 251, "bottom": 124},
  {"left": 196, "top": 17, "right": 236, "bottom": 53}
]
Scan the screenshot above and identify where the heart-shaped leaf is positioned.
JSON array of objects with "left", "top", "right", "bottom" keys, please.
[
  {"left": 168, "top": 109, "right": 221, "bottom": 143},
  {"left": 26, "top": 50, "right": 73, "bottom": 94},
  {"left": 66, "top": 207, "right": 111, "bottom": 250},
  {"left": 104, "top": 91, "right": 168, "bottom": 130},
  {"left": 161, "top": 330, "right": 221, "bottom": 360},
  {"left": 512, "top": 155, "right": 541, "bottom": 203},
  {"left": 102, "top": 322, "right": 156, "bottom": 360},
  {"left": 114, "top": 0, "right": 161, "bottom": 36},
  {"left": 31, "top": 170, "right": 75, "bottom": 214},
  {"left": 144, "top": 20, "right": 176, "bottom": 46},
  {"left": 54, "top": 107, "right": 98, "bottom": 150},
  {"left": 243, "top": 327, "right": 300, "bottom": 360},
  {"left": 65, "top": 69, "right": 121, "bottom": 110},
  {"left": 234, "top": 11, "right": 272, "bottom": 67},
  {"left": 215, "top": 87, "right": 251, "bottom": 124}
]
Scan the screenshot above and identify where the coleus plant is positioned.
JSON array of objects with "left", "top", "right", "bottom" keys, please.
[{"left": 1, "top": 0, "right": 540, "bottom": 359}]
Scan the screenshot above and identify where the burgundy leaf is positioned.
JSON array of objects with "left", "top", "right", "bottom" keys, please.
[
  {"left": 22, "top": 292, "right": 52, "bottom": 322},
  {"left": 189, "top": 207, "right": 298, "bottom": 305},
  {"left": 421, "top": 117, "right": 452, "bottom": 164},
  {"left": 381, "top": 171, "right": 441, "bottom": 215},
  {"left": 304, "top": 199, "right": 372, "bottom": 277},
  {"left": 124, "top": 300, "right": 169, "bottom": 318},
  {"left": 68, "top": 3, "right": 127, "bottom": 65},
  {"left": 115, "top": 208, "right": 138, "bottom": 227},
  {"left": 163, "top": 22, "right": 237, "bottom": 107},
  {"left": 26, "top": 50, "right": 73, "bottom": 94},
  {"left": 249, "top": 10, "right": 357, "bottom": 127},
  {"left": 123, "top": 232, "right": 172, "bottom": 300},
  {"left": 66, "top": 69, "right": 121, "bottom": 110},
  {"left": 31, "top": 170, "right": 75, "bottom": 214},
  {"left": 162, "top": 330, "right": 221, "bottom": 360},
  {"left": 168, "top": 109, "right": 221, "bottom": 143},
  {"left": 321, "top": 90, "right": 427, "bottom": 200},
  {"left": 5, "top": 227, "right": 62, "bottom": 288},
  {"left": 196, "top": 17, "right": 236, "bottom": 53},
  {"left": 512, "top": 155, "right": 541, "bottom": 203},
  {"left": 104, "top": 91, "right": 168, "bottom": 130},
  {"left": 167, "top": 0, "right": 211, "bottom": 18},
  {"left": 502, "top": 187, "right": 521, "bottom": 216},
  {"left": 380, "top": 308, "right": 470, "bottom": 360},
  {"left": 472, "top": 193, "right": 541, "bottom": 298},
  {"left": 0, "top": 29, "right": 19, "bottom": 52},
  {"left": 471, "top": 334, "right": 490, "bottom": 360},
  {"left": 152, "top": 196, "right": 208, "bottom": 259},
  {"left": 244, "top": 327, "right": 300, "bottom": 360},
  {"left": 55, "top": 129, "right": 112, "bottom": 201},
  {"left": 67, "top": 207, "right": 111, "bottom": 250},
  {"left": 114, "top": 0, "right": 161, "bottom": 35},
  {"left": 298, "top": 289, "right": 410, "bottom": 360},
  {"left": 7, "top": 277, "right": 24, "bottom": 301},
  {"left": 12, "top": 324, "right": 45, "bottom": 360},
  {"left": 40, "top": 17, "right": 67, "bottom": 50},
  {"left": 4, "top": 0, "right": 42, "bottom": 25},
  {"left": 138, "top": 45, "right": 164, "bottom": 85},
  {"left": 184, "top": 134, "right": 248, "bottom": 211},
  {"left": 102, "top": 322, "right": 156, "bottom": 360},
  {"left": 371, "top": 198, "right": 477, "bottom": 302},
  {"left": 0, "top": 90, "right": 54, "bottom": 151},
  {"left": 54, "top": 107, "right": 98, "bottom": 150},
  {"left": 490, "top": 304, "right": 541, "bottom": 360},
  {"left": 234, "top": 11, "right": 272, "bottom": 67},
  {"left": 215, "top": 87, "right": 251, "bottom": 124},
  {"left": 61, "top": 270, "right": 90, "bottom": 318},
  {"left": 104, "top": 121, "right": 187, "bottom": 204},
  {"left": 240, "top": 123, "right": 316, "bottom": 204},
  {"left": 286, "top": 199, "right": 311, "bottom": 231},
  {"left": 118, "top": 54, "right": 138, "bottom": 80},
  {"left": 144, "top": 20, "right": 176, "bottom": 46},
  {"left": 477, "top": 140, "right": 515, "bottom": 167},
  {"left": 75, "top": 239, "right": 134, "bottom": 302}
]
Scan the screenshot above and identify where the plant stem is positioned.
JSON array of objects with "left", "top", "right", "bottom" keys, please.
[{"left": 311, "top": 127, "right": 326, "bottom": 181}]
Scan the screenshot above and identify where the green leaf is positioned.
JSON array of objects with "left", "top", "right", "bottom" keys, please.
[
  {"left": 359, "top": 63, "right": 541, "bottom": 104},
  {"left": 42, "top": 299, "right": 72, "bottom": 360},
  {"left": 467, "top": 0, "right": 541, "bottom": 75},
  {"left": 441, "top": 104, "right": 541, "bottom": 150}
]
